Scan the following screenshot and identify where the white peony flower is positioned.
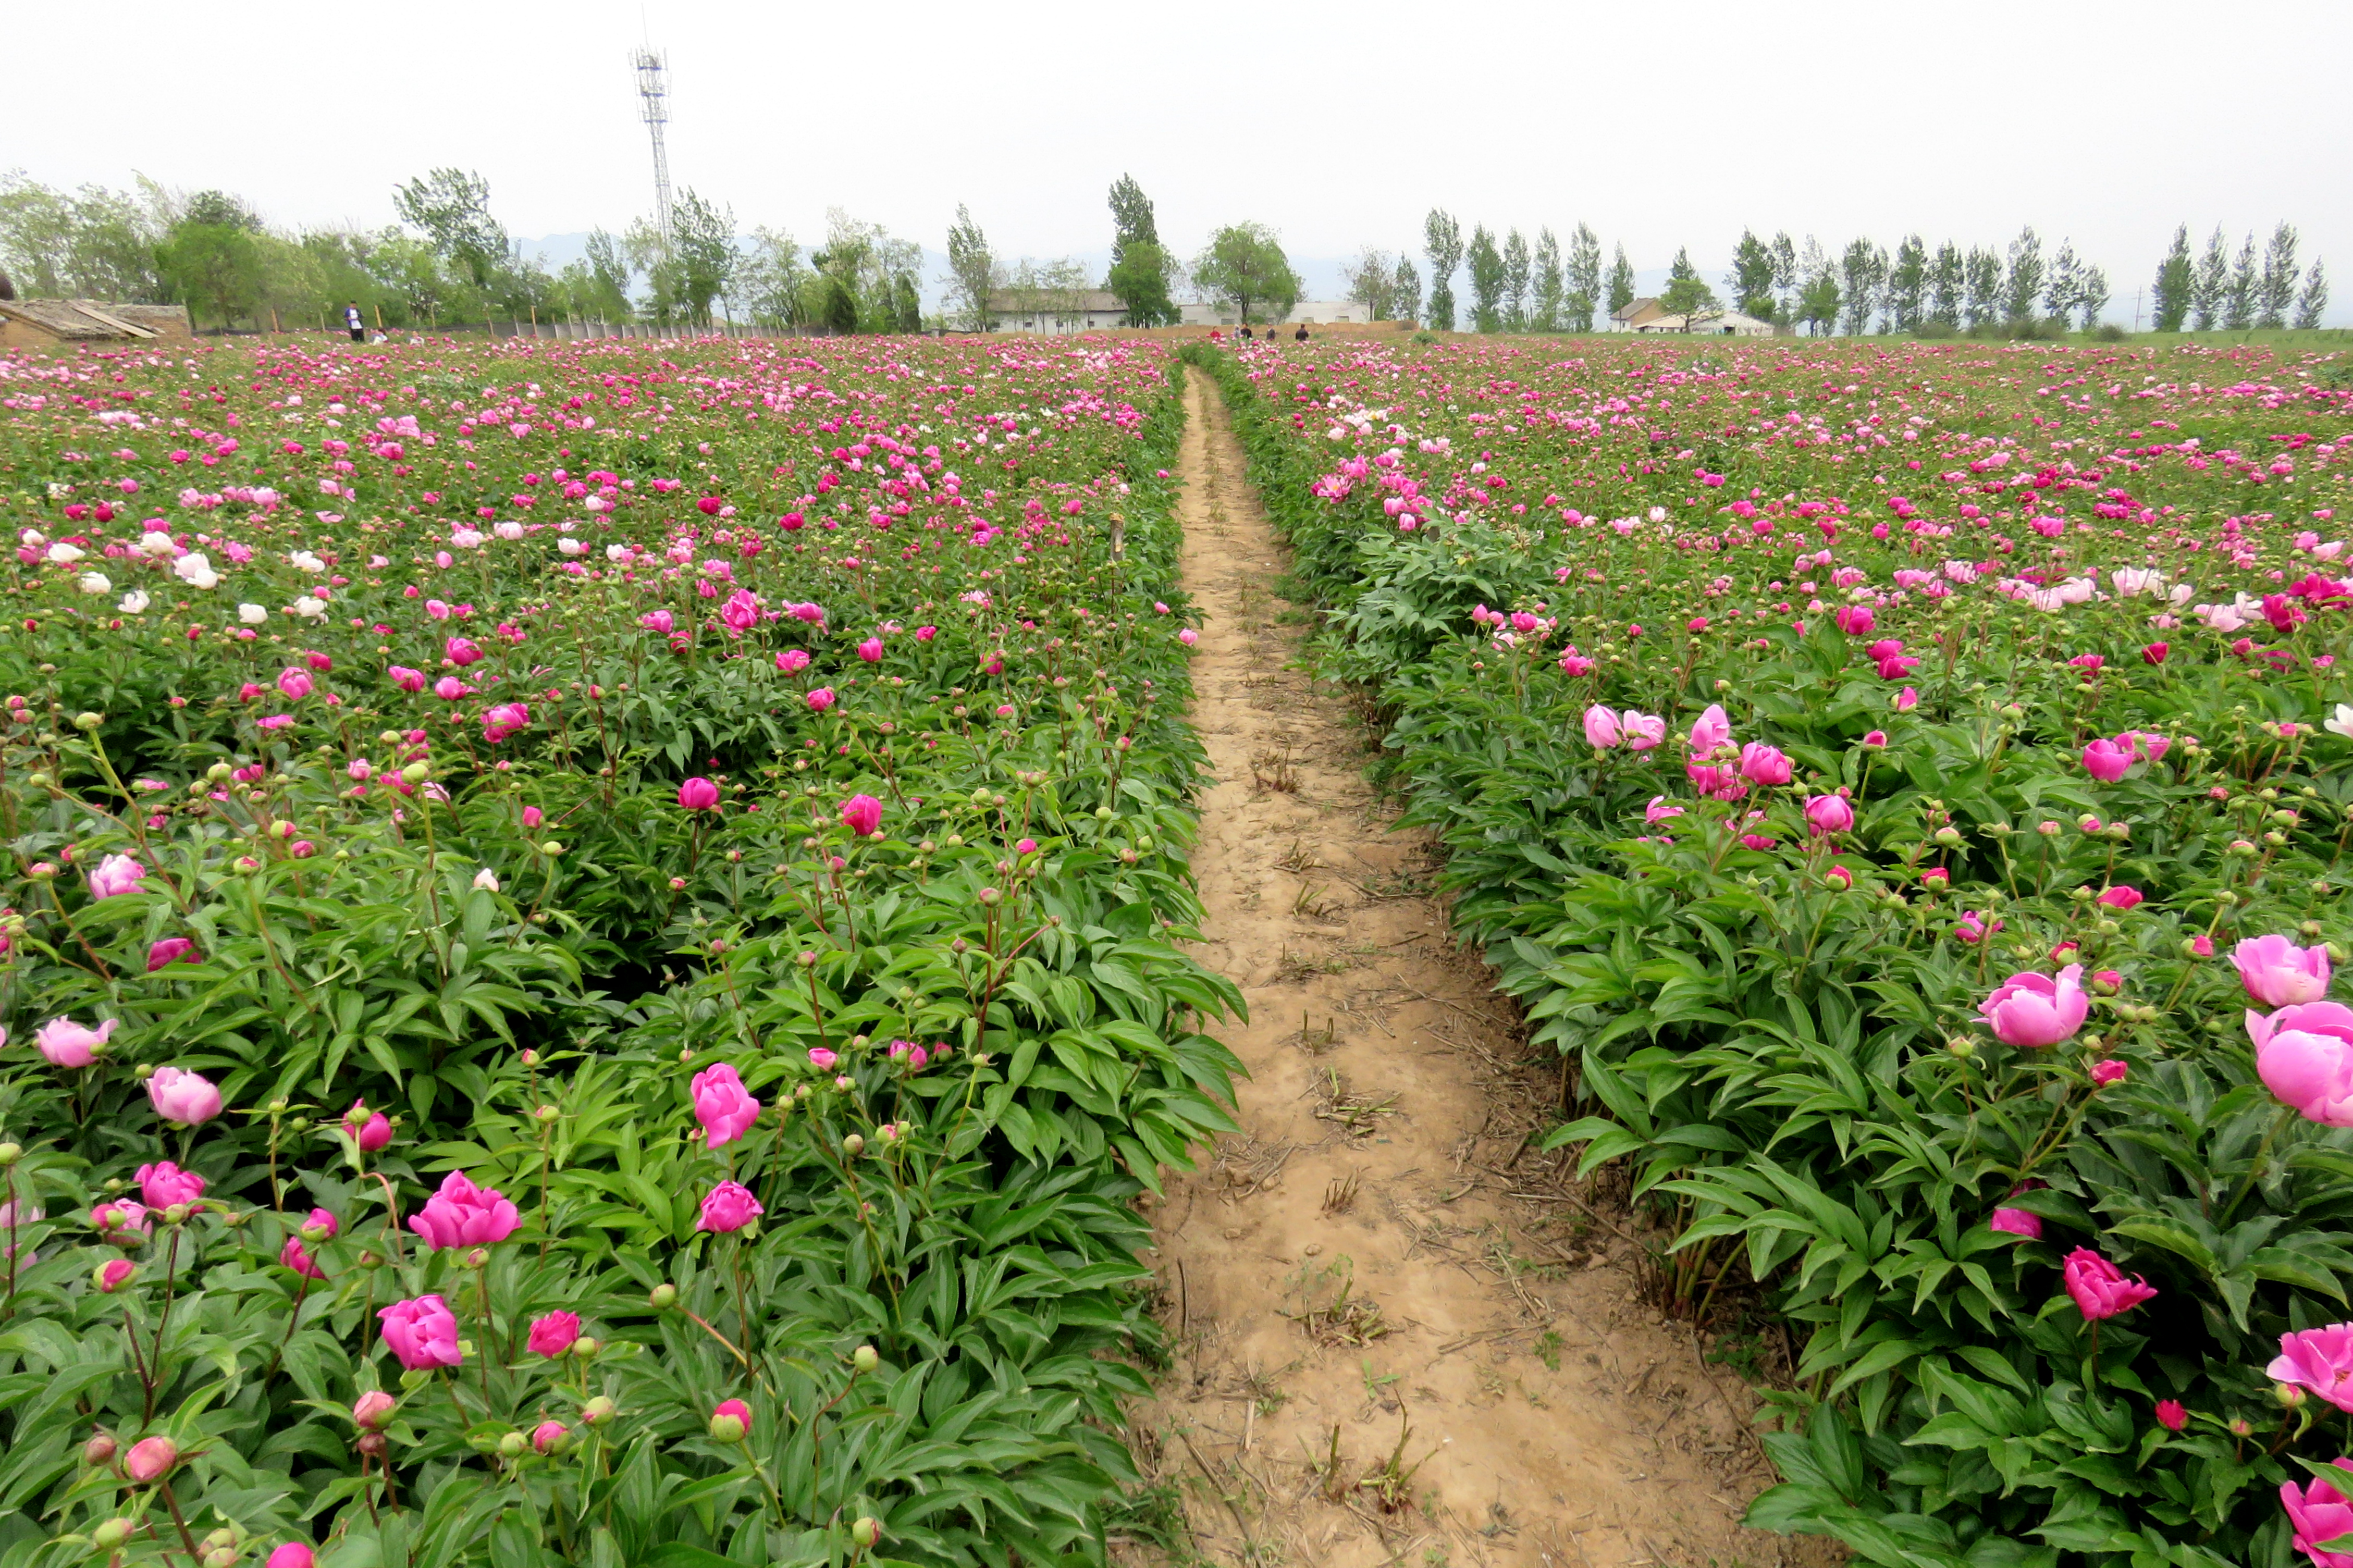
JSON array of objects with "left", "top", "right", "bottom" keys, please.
[
  {"left": 289, "top": 550, "right": 326, "bottom": 574},
  {"left": 237, "top": 602, "right": 267, "bottom": 625},
  {"left": 118, "top": 590, "right": 150, "bottom": 614},
  {"left": 472, "top": 867, "right": 501, "bottom": 892},
  {"left": 558, "top": 538, "right": 586, "bottom": 555},
  {"left": 2329, "top": 703, "right": 2353, "bottom": 742},
  {"left": 289, "top": 596, "right": 327, "bottom": 620},
  {"left": 77, "top": 572, "right": 111, "bottom": 595},
  {"left": 47, "top": 542, "right": 84, "bottom": 564},
  {"left": 173, "top": 552, "right": 220, "bottom": 589}
]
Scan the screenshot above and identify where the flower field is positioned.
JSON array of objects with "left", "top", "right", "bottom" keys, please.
[
  {"left": 0, "top": 334, "right": 1241, "bottom": 1566},
  {"left": 1195, "top": 336, "right": 2353, "bottom": 1568}
]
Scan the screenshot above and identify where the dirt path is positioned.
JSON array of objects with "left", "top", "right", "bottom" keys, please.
[{"left": 1126, "top": 371, "right": 1784, "bottom": 1568}]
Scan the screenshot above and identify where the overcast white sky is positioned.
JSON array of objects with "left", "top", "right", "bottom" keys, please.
[{"left": 9, "top": 0, "right": 2350, "bottom": 321}]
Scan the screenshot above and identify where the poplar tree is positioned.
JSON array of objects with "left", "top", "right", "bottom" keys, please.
[
  {"left": 1466, "top": 225, "right": 1506, "bottom": 331},
  {"left": 1769, "top": 232, "right": 1798, "bottom": 323},
  {"left": 2003, "top": 226, "right": 2044, "bottom": 323},
  {"left": 1884, "top": 236, "right": 1927, "bottom": 332},
  {"left": 1727, "top": 229, "right": 1776, "bottom": 318},
  {"left": 2044, "top": 242, "right": 2081, "bottom": 325},
  {"left": 2191, "top": 229, "right": 2231, "bottom": 329},
  {"left": 1838, "top": 239, "right": 1885, "bottom": 335},
  {"left": 2074, "top": 264, "right": 2110, "bottom": 330},
  {"left": 1605, "top": 244, "right": 1635, "bottom": 320},
  {"left": 1393, "top": 256, "right": 1423, "bottom": 326},
  {"left": 1928, "top": 242, "right": 1964, "bottom": 328},
  {"left": 944, "top": 205, "right": 999, "bottom": 330},
  {"left": 2294, "top": 262, "right": 2329, "bottom": 330},
  {"left": 1963, "top": 248, "right": 2002, "bottom": 329},
  {"left": 1105, "top": 175, "right": 1178, "bottom": 326},
  {"left": 1531, "top": 228, "right": 1564, "bottom": 332},
  {"left": 1502, "top": 229, "right": 1531, "bottom": 331},
  {"left": 1422, "top": 209, "right": 1462, "bottom": 332},
  {"left": 2150, "top": 226, "right": 2193, "bottom": 331},
  {"left": 2257, "top": 223, "right": 2299, "bottom": 329},
  {"left": 1566, "top": 223, "right": 1601, "bottom": 331},
  {"left": 2224, "top": 234, "right": 2258, "bottom": 329}
]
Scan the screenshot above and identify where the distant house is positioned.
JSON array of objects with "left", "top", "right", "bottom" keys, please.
[
  {"left": 0, "top": 299, "right": 196, "bottom": 350},
  {"left": 1179, "top": 300, "right": 1369, "bottom": 327},
  {"left": 1631, "top": 309, "right": 1775, "bottom": 337},
  {"left": 984, "top": 289, "right": 1129, "bottom": 334},
  {"left": 1610, "top": 297, "right": 1667, "bottom": 330}
]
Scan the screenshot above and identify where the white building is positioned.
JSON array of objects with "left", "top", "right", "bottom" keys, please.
[
  {"left": 1631, "top": 309, "right": 1776, "bottom": 337},
  {"left": 1179, "top": 300, "right": 1372, "bottom": 327},
  {"left": 984, "top": 289, "right": 1129, "bottom": 334}
]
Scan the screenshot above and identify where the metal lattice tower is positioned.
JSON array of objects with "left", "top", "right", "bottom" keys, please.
[{"left": 631, "top": 48, "right": 673, "bottom": 250}]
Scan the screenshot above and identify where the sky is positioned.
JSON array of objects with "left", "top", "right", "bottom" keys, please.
[{"left": 8, "top": 0, "right": 2350, "bottom": 324}]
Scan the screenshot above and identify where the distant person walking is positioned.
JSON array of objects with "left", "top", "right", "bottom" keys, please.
[
  {"left": 1293, "top": 323, "right": 1309, "bottom": 342},
  {"left": 1239, "top": 325, "right": 1253, "bottom": 341},
  {"left": 344, "top": 303, "right": 364, "bottom": 343}
]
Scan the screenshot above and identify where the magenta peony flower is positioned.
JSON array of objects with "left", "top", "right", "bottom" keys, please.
[
  {"left": 2234, "top": 934, "right": 2334, "bottom": 1008},
  {"left": 2089, "top": 1059, "right": 2129, "bottom": 1088},
  {"left": 407, "top": 1170, "right": 520, "bottom": 1250},
  {"left": 1989, "top": 1207, "right": 2042, "bottom": 1241},
  {"left": 1736, "top": 742, "right": 1792, "bottom": 786},
  {"left": 277, "top": 666, "right": 314, "bottom": 701},
  {"left": 697, "top": 1181, "right": 764, "bottom": 1234},
  {"left": 857, "top": 637, "right": 884, "bottom": 663},
  {"left": 1978, "top": 965, "right": 2088, "bottom": 1047},
  {"left": 146, "top": 1066, "right": 222, "bottom": 1126},
  {"left": 2154, "top": 1399, "right": 2187, "bottom": 1431},
  {"left": 2248, "top": 1002, "right": 2353, "bottom": 1127},
  {"left": 2268, "top": 1325, "right": 2353, "bottom": 1413},
  {"left": 88, "top": 854, "right": 146, "bottom": 898},
  {"left": 2095, "top": 885, "right": 2145, "bottom": 910},
  {"left": 677, "top": 776, "right": 720, "bottom": 812},
  {"left": 527, "top": 1310, "right": 581, "bottom": 1358},
  {"left": 1644, "top": 796, "right": 1684, "bottom": 824},
  {"left": 267, "top": 1544, "right": 316, "bottom": 1568},
  {"left": 2081, "top": 738, "right": 2135, "bottom": 782},
  {"left": 345, "top": 1098, "right": 393, "bottom": 1152},
  {"left": 806, "top": 687, "right": 836, "bottom": 712},
  {"left": 775, "top": 648, "right": 810, "bottom": 674},
  {"left": 35, "top": 1016, "right": 117, "bottom": 1067},
  {"left": 135, "top": 1162, "right": 205, "bottom": 1209},
  {"left": 1805, "top": 794, "right": 1854, "bottom": 835},
  {"left": 379, "top": 1294, "right": 463, "bottom": 1369},
  {"left": 146, "top": 936, "right": 198, "bottom": 971},
  {"left": 2282, "top": 1458, "right": 2353, "bottom": 1568},
  {"left": 481, "top": 702, "right": 530, "bottom": 742},
  {"left": 840, "top": 794, "right": 883, "bottom": 837},
  {"left": 2062, "top": 1246, "right": 2158, "bottom": 1321},
  {"left": 690, "top": 1062, "right": 761, "bottom": 1149}
]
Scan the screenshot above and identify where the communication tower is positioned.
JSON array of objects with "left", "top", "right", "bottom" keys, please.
[{"left": 632, "top": 48, "right": 674, "bottom": 250}]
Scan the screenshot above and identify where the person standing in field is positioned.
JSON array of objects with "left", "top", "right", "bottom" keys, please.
[{"left": 345, "top": 303, "right": 364, "bottom": 343}]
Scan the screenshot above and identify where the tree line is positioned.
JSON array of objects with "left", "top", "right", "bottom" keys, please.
[
  {"left": 1333, "top": 211, "right": 2329, "bottom": 337},
  {"left": 0, "top": 167, "right": 928, "bottom": 335}
]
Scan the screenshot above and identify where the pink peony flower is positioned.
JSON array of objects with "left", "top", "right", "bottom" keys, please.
[
  {"left": 2282, "top": 1459, "right": 2353, "bottom": 1568},
  {"left": 407, "top": 1170, "right": 520, "bottom": 1250},
  {"left": 88, "top": 854, "right": 146, "bottom": 898},
  {"left": 481, "top": 702, "right": 531, "bottom": 743},
  {"left": 2248, "top": 1002, "right": 2353, "bottom": 1127},
  {"left": 775, "top": 648, "right": 810, "bottom": 674},
  {"left": 690, "top": 1062, "right": 761, "bottom": 1149},
  {"left": 2062, "top": 1246, "right": 2158, "bottom": 1321},
  {"left": 697, "top": 1181, "right": 764, "bottom": 1234},
  {"left": 2089, "top": 1059, "right": 2129, "bottom": 1088},
  {"left": 388, "top": 665, "right": 426, "bottom": 692},
  {"left": 1989, "top": 1207, "right": 2043, "bottom": 1241},
  {"left": 2095, "top": 885, "right": 2144, "bottom": 910},
  {"left": 1893, "top": 686, "right": 1919, "bottom": 712},
  {"left": 124, "top": 1436, "right": 179, "bottom": 1482},
  {"left": 807, "top": 1046, "right": 838, "bottom": 1070},
  {"left": 532, "top": 1420, "right": 569, "bottom": 1454},
  {"left": 677, "top": 776, "right": 719, "bottom": 812},
  {"left": 2154, "top": 1399, "right": 2187, "bottom": 1431},
  {"left": 2081, "top": 738, "right": 2135, "bottom": 782},
  {"left": 1621, "top": 711, "right": 1665, "bottom": 750},
  {"left": 146, "top": 1066, "right": 222, "bottom": 1126},
  {"left": 1805, "top": 794, "right": 1854, "bottom": 835},
  {"left": 1643, "top": 796, "right": 1684, "bottom": 824},
  {"left": 806, "top": 687, "right": 836, "bottom": 712},
  {"left": 527, "top": 1310, "right": 581, "bottom": 1358},
  {"left": 1737, "top": 743, "right": 1793, "bottom": 786},
  {"left": 135, "top": 1162, "right": 205, "bottom": 1209},
  {"left": 277, "top": 666, "right": 314, "bottom": 701},
  {"left": 1687, "top": 703, "right": 1732, "bottom": 759},
  {"left": 35, "top": 1016, "right": 117, "bottom": 1067},
  {"left": 1861, "top": 729, "right": 1888, "bottom": 748},
  {"left": 1581, "top": 705, "right": 1621, "bottom": 748},
  {"left": 1978, "top": 966, "right": 2088, "bottom": 1047},
  {"left": 146, "top": 936, "right": 198, "bottom": 971},
  {"left": 379, "top": 1294, "right": 463, "bottom": 1369},
  {"left": 346, "top": 1099, "right": 393, "bottom": 1152},
  {"left": 858, "top": 637, "right": 884, "bottom": 663},
  {"left": 840, "top": 794, "right": 882, "bottom": 836},
  {"left": 2270, "top": 1325, "right": 2353, "bottom": 1414},
  {"left": 2234, "top": 935, "right": 2334, "bottom": 1008}
]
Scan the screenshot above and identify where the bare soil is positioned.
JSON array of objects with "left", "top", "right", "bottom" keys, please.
[{"left": 1122, "top": 372, "right": 1800, "bottom": 1568}]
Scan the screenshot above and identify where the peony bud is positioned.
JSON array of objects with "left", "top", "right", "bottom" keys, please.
[{"left": 853, "top": 1344, "right": 880, "bottom": 1374}]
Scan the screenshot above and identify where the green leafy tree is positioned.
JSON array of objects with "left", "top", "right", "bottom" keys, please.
[
  {"left": 944, "top": 205, "right": 999, "bottom": 331},
  {"left": 1963, "top": 246, "right": 2002, "bottom": 328},
  {"left": 1422, "top": 209, "right": 1462, "bottom": 332},
  {"left": 1658, "top": 247, "right": 1717, "bottom": 327},
  {"left": 2225, "top": 233, "right": 2258, "bottom": 329},
  {"left": 1465, "top": 225, "right": 1505, "bottom": 332},
  {"left": 1928, "top": 241, "right": 1964, "bottom": 327},
  {"left": 666, "top": 188, "right": 736, "bottom": 327},
  {"left": 2295, "top": 261, "right": 2329, "bottom": 329},
  {"left": 392, "top": 168, "right": 506, "bottom": 292},
  {"left": 2151, "top": 226, "right": 2194, "bottom": 331},
  {"left": 1883, "top": 235, "right": 1927, "bottom": 332},
  {"left": 1565, "top": 223, "right": 1601, "bottom": 331},
  {"left": 735, "top": 227, "right": 807, "bottom": 329},
  {"left": 2073, "top": 262, "right": 2110, "bottom": 330},
  {"left": 2191, "top": 226, "right": 2230, "bottom": 329},
  {"left": 1392, "top": 256, "right": 1422, "bottom": 326},
  {"left": 1605, "top": 244, "right": 1635, "bottom": 320},
  {"left": 1769, "top": 231, "right": 1799, "bottom": 322},
  {"left": 2002, "top": 226, "right": 2043, "bottom": 323},
  {"left": 1799, "top": 268, "right": 1841, "bottom": 336},
  {"left": 1105, "top": 175, "right": 1177, "bottom": 326},
  {"left": 2043, "top": 241, "right": 2082, "bottom": 326},
  {"left": 1191, "top": 222, "right": 1299, "bottom": 325},
  {"left": 160, "top": 191, "right": 265, "bottom": 329},
  {"left": 1727, "top": 229, "right": 1776, "bottom": 319},
  {"left": 1342, "top": 248, "right": 1400, "bottom": 321},
  {"left": 2258, "top": 223, "right": 2299, "bottom": 329},
  {"left": 1501, "top": 228, "right": 1531, "bottom": 331},
  {"left": 891, "top": 270, "right": 921, "bottom": 333},
  {"left": 1531, "top": 227, "right": 1564, "bottom": 331}
]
